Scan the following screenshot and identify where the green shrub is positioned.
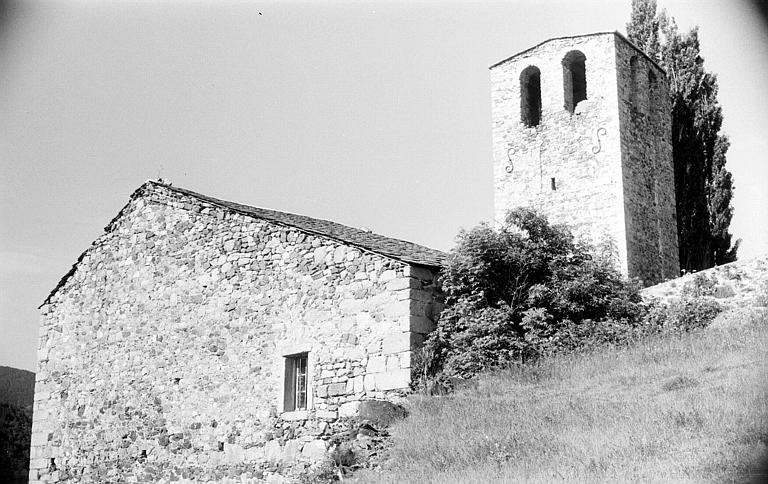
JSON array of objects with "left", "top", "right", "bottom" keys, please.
[
  {"left": 672, "top": 298, "right": 722, "bottom": 330},
  {"left": 521, "top": 314, "right": 656, "bottom": 358},
  {"left": 681, "top": 272, "right": 718, "bottom": 298},
  {"left": 645, "top": 297, "right": 723, "bottom": 333},
  {"left": 420, "top": 208, "right": 645, "bottom": 382},
  {"left": 297, "top": 462, "right": 339, "bottom": 484}
]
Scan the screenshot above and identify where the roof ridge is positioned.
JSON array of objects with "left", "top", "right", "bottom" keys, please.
[
  {"left": 148, "top": 180, "right": 363, "bottom": 234},
  {"left": 489, "top": 31, "right": 665, "bottom": 74},
  {"left": 145, "top": 180, "right": 445, "bottom": 267},
  {"left": 490, "top": 31, "right": 616, "bottom": 69}
]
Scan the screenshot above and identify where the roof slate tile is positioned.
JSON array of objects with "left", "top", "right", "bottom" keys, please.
[{"left": 149, "top": 180, "right": 446, "bottom": 267}]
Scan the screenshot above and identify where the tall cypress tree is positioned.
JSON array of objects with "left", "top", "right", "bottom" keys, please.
[{"left": 627, "top": 0, "right": 738, "bottom": 271}]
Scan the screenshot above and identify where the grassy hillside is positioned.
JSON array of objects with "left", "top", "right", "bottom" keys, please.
[{"left": 354, "top": 308, "right": 768, "bottom": 483}]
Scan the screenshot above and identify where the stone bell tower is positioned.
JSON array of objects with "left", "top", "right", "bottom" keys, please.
[{"left": 490, "top": 31, "right": 679, "bottom": 285}]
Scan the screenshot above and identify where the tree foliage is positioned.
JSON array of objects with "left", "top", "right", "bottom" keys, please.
[
  {"left": 420, "top": 209, "right": 643, "bottom": 380},
  {"left": 627, "top": 0, "right": 738, "bottom": 270}
]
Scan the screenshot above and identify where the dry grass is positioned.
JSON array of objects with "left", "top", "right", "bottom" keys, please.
[{"left": 354, "top": 308, "right": 768, "bottom": 483}]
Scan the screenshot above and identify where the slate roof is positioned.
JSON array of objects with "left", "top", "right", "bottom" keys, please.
[
  {"left": 42, "top": 180, "right": 445, "bottom": 307},
  {"left": 148, "top": 180, "right": 446, "bottom": 267}
]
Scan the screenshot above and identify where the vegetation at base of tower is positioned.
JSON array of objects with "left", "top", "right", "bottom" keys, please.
[
  {"left": 627, "top": 0, "right": 739, "bottom": 271},
  {"left": 414, "top": 208, "right": 647, "bottom": 383},
  {"left": 353, "top": 306, "right": 768, "bottom": 484},
  {"left": 413, "top": 208, "right": 726, "bottom": 386}
]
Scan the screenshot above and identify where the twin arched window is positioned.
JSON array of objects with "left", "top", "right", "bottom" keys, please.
[
  {"left": 520, "top": 50, "right": 588, "bottom": 126},
  {"left": 562, "top": 50, "right": 587, "bottom": 113},
  {"left": 520, "top": 66, "right": 542, "bottom": 127}
]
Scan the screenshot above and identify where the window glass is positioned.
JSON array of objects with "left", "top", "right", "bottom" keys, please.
[{"left": 284, "top": 353, "right": 308, "bottom": 411}]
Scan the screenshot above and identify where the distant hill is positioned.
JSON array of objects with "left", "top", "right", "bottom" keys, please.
[
  {"left": 1, "top": 402, "right": 32, "bottom": 483},
  {"left": 0, "top": 366, "right": 34, "bottom": 483},
  {"left": 0, "top": 366, "right": 35, "bottom": 409}
]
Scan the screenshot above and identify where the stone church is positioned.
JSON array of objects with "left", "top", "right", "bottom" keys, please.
[{"left": 30, "top": 32, "right": 678, "bottom": 482}]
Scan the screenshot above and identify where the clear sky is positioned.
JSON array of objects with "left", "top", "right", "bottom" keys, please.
[{"left": 2, "top": 0, "right": 766, "bottom": 372}]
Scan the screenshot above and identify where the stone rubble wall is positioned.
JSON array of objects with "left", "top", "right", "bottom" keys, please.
[
  {"left": 615, "top": 36, "right": 679, "bottom": 285},
  {"left": 641, "top": 255, "right": 768, "bottom": 307},
  {"left": 30, "top": 183, "right": 442, "bottom": 483},
  {"left": 492, "top": 33, "right": 628, "bottom": 272}
]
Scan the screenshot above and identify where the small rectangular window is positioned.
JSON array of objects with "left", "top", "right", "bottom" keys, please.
[
  {"left": 551, "top": 177, "right": 557, "bottom": 191},
  {"left": 283, "top": 353, "right": 308, "bottom": 412}
]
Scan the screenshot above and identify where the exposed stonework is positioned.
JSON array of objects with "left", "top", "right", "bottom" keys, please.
[
  {"left": 30, "top": 181, "right": 443, "bottom": 483},
  {"left": 641, "top": 255, "right": 768, "bottom": 308},
  {"left": 491, "top": 32, "right": 679, "bottom": 285},
  {"left": 615, "top": 37, "right": 678, "bottom": 285}
]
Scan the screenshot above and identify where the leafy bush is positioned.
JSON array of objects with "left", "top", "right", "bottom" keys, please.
[
  {"left": 645, "top": 297, "right": 723, "bottom": 333},
  {"left": 297, "top": 443, "right": 357, "bottom": 483},
  {"left": 418, "top": 208, "right": 644, "bottom": 382},
  {"left": 681, "top": 273, "right": 718, "bottom": 298},
  {"left": 525, "top": 317, "right": 650, "bottom": 356}
]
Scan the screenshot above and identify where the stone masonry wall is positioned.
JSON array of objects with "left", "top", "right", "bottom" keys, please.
[
  {"left": 30, "top": 183, "right": 442, "bottom": 482},
  {"left": 492, "top": 33, "right": 629, "bottom": 272},
  {"left": 641, "top": 254, "right": 768, "bottom": 308},
  {"left": 615, "top": 36, "right": 679, "bottom": 285}
]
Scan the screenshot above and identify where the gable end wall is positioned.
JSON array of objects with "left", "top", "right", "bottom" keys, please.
[{"left": 30, "top": 184, "right": 441, "bottom": 482}]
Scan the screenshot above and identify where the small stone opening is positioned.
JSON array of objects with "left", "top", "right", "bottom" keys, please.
[
  {"left": 648, "top": 69, "right": 658, "bottom": 92},
  {"left": 551, "top": 177, "right": 557, "bottom": 191},
  {"left": 520, "top": 65, "right": 542, "bottom": 127},
  {"left": 218, "top": 441, "right": 225, "bottom": 451},
  {"left": 173, "top": 377, "right": 181, "bottom": 385},
  {"left": 647, "top": 69, "right": 658, "bottom": 114},
  {"left": 563, "top": 50, "right": 587, "bottom": 113},
  {"left": 49, "top": 458, "right": 57, "bottom": 471}
]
